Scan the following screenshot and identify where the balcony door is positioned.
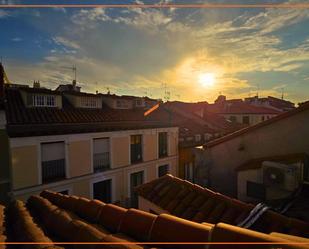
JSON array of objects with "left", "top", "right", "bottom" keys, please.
[
  {"left": 93, "top": 138, "right": 110, "bottom": 172},
  {"left": 41, "top": 142, "right": 65, "bottom": 183},
  {"left": 93, "top": 179, "right": 112, "bottom": 203},
  {"left": 130, "top": 171, "right": 144, "bottom": 207}
]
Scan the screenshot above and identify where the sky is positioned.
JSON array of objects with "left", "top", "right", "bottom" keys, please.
[{"left": 1, "top": 0, "right": 309, "bottom": 103}]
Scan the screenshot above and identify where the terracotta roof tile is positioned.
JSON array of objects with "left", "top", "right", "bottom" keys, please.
[
  {"left": 2, "top": 190, "right": 309, "bottom": 248},
  {"left": 136, "top": 175, "right": 309, "bottom": 237},
  {"left": 4, "top": 88, "right": 174, "bottom": 137}
]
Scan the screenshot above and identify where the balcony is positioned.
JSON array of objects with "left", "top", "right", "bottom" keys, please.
[
  {"left": 93, "top": 152, "right": 110, "bottom": 173},
  {"left": 42, "top": 159, "right": 65, "bottom": 183}
]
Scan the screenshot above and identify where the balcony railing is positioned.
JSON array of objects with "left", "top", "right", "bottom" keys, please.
[
  {"left": 93, "top": 152, "right": 110, "bottom": 173},
  {"left": 42, "top": 159, "right": 65, "bottom": 183}
]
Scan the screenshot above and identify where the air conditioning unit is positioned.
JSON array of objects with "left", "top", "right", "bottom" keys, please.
[{"left": 262, "top": 161, "right": 301, "bottom": 192}]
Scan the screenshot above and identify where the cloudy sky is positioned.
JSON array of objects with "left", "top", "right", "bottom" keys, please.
[{"left": 1, "top": 0, "right": 309, "bottom": 103}]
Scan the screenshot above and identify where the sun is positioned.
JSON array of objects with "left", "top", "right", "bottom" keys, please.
[{"left": 198, "top": 73, "right": 216, "bottom": 87}]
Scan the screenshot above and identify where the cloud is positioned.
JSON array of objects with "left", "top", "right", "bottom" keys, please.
[
  {"left": 53, "top": 36, "right": 80, "bottom": 49},
  {"left": 0, "top": 10, "right": 9, "bottom": 18},
  {"left": 11, "top": 37, "right": 22, "bottom": 42},
  {"left": 5, "top": 2, "right": 309, "bottom": 103}
]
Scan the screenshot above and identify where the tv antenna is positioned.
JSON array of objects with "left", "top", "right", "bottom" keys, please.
[
  {"left": 162, "top": 83, "right": 170, "bottom": 102},
  {"left": 62, "top": 65, "right": 77, "bottom": 83}
]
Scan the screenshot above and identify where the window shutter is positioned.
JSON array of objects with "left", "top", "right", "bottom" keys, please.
[
  {"left": 93, "top": 138, "right": 109, "bottom": 154},
  {"left": 41, "top": 142, "right": 65, "bottom": 162}
]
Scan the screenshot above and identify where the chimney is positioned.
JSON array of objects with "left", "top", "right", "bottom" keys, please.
[
  {"left": 72, "top": 79, "right": 76, "bottom": 87},
  {"left": 33, "top": 80, "right": 41, "bottom": 88},
  {"left": 0, "top": 63, "right": 4, "bottom": 101}
]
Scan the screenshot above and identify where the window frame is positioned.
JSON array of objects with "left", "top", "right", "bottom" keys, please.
[
  {"left": 33, "top": 94, "right": 56, "bottom": 107},
  {"left": 158, "top": 132, "right": 168, "bottom": 158},
  {"left": 130, "top": 135, "right": 143, "bottom": 164},
  {"left": 40, "top": 141, "right": 66, "bottom": 184},
  {"left": 157, "top": 164, "right": 170, "bottom": 178}
]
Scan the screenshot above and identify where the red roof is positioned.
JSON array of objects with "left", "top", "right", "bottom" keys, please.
[
  {"left": 136, "top": 175, "right": 309, "bottom": 237},
  {"left": 4, "top": 88, "right": 173, "bottom": 137},
  {"left": 1, "top": 190, "right": 309, "bottom": 247},
  {"left": 207, "top": 102, "right": 281, "bottom": 115},
  {"left": 205, "top": 101, "right": 309, "bottom": 148}
]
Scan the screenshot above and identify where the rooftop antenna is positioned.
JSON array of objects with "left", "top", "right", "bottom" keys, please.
[
  {"left": 256, "top": 84, "right": 260, "bottom": 97},
  {"left": 162, "top": 83, "right": 170, "bottom": 102},
  {"left": 281, "top": 87, "right": 285, "bottom": 100},
  {"left": 62, "top": 65, "right": 77, "bottom": 83}
]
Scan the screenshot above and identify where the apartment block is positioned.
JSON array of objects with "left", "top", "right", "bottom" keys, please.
[{"left": 0, "top": 81, "right": 178, "bottom": 206}]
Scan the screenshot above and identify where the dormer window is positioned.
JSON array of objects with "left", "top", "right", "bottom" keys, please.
[
  {"left": 33, "top": 95, "right": 56, "bottom": 107},
  {"left": 81, "top": 97, "right": 98, "bottom": 108},
  {"left": 116, "top": 100, "right": 129, "bottom": 108}
]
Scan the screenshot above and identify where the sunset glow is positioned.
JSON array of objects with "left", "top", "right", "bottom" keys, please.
[{"left": 198, "top": 73, "right": 216, "bottom": 88}]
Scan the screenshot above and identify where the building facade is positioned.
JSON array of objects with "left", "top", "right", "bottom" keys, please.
[
  {"left": 9, "top": 127, "right": 178, "bottom": 205},
  {"left": 201, "top": 103, "right": 309, "bottom": 199},
  {"left": 0, "top": 75, "right": 178, "bottom": 206}
]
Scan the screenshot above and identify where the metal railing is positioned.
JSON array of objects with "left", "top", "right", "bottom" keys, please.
[
  {"left": 93, "top": 152, "right": 110, "bottom": 172},
  {"left": 42, "top": 159, "right": 65, "bottom": 183}
]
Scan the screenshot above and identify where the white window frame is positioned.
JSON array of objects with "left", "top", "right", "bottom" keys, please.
[
  {"left": 33, "top": 94, "right": 56, "bottom": 107},
  {"left": 38, "top": 140, "right": 69, "bottom": 185},
  {"left": 92, "top": 137, "right": 110, "bottom": 173},
  {"left": 127, "top": 168, "right": 146, "bottom": 198}
]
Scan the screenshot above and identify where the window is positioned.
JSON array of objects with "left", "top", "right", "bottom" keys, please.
[
  {"left": 33, "top": 95, "right": 56, "bottom": 107},
  {"left": 247, "top": 181, "right": 266, "bottom": 200},
  {"left": 195, "top": 134, "right": 201, "bottom": 142},
  {"left": 158, "top": 164, "right": 169, "bottom": 177},
  {"left": 93, "top": 138, "right": 110, "bottom": 172},
  {"left": 204, "top": 133, "right": 212, "bottom": 141},
  {"left": 130, "top": 171, "right": 144, "bottom": 207},
  {"left": 184, "top": 163, "right": 194, "bottom": 182},
  {"left": 158, "top": 132, "right": 168, "bottom": 158},
  {"left": 116, "top": 100, "right": 128, "bottom": 108},
  {"left": 81, "top": 97, "right": 98, "bottom": 108},
  {"left": 135, "top": 99, "right": 142, "bottom": 106},
  {"left": 242, "top": 116, "right": 250, "bottom": 125},
  {"left": 93, "top": 179, "right": 112, "bottom": 203},
  {"left": 41, "top": 142, "right": 65, "bottom": 183},
  {"left": 229, "top": 116, "right": 237, "bottom": 122},
  {"left": 46, "top": 95, "right": 55, "bottom": 106},
  {"left": 131, "top": 135, "right": 143, "bottom": 163}
]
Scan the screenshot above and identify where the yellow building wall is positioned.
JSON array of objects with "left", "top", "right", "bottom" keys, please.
[
  {"left": 11, "top": 145, "right": 39, "bottom": 190},
  {"left": 69, "top": 140, "right": 92, "bottom": 178},
  {"left": 143, "top": 134, "right": 157, "bottom": 161},
  {"left": 112, "top": 136, "right": 129, "bottom": 168},
  {"left": 147, "top": 163, "right": 157, "bottom": 182},
  {"left": 72, "top": 178, "right": 91, "bottom": 198},
  {"left": 169, "top": 131, "right": 178, "bottom": 156}
]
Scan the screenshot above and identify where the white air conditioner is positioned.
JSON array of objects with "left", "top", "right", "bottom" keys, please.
[{"left": 262, "top": 161, "right": 301, "bottom": 192}]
